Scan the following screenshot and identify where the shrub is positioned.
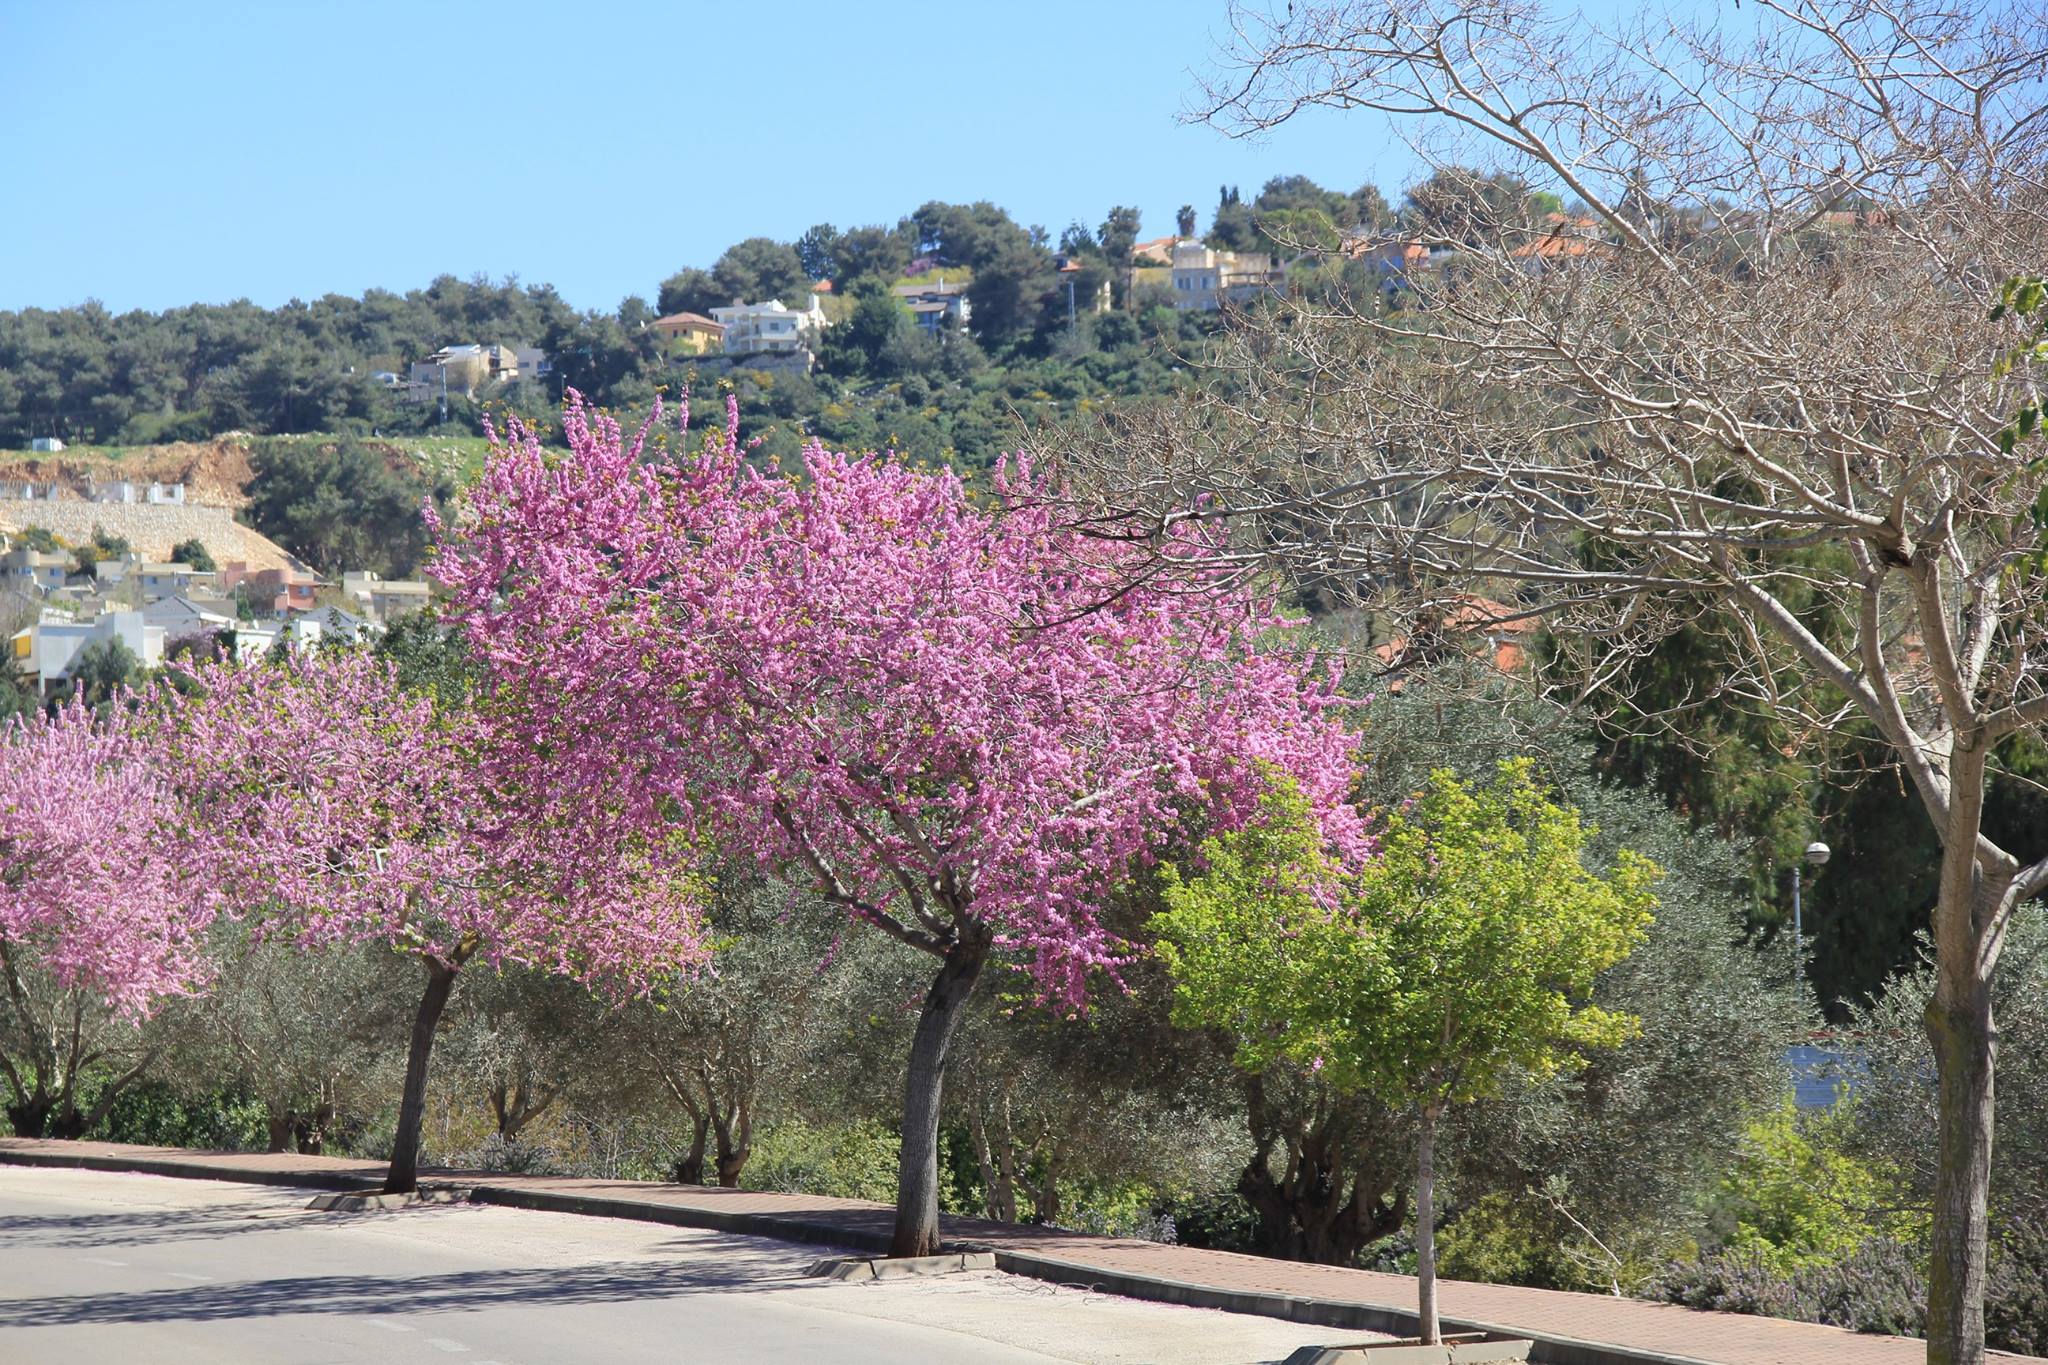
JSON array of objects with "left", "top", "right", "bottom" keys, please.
[
  {"left": 1651, "top": 1240, "right": 1925, "bottom": 1338},
  {"left": 1712, "top": 1101, "right": 1916, "bottom": 1274},
  {"left": 742, "top": 1119, "right": 902, "bottom": 1205}
]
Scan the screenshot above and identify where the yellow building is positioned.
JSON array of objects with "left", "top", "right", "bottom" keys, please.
[{"left": 652, "top": 311, "right": 725, "bottom": 356}]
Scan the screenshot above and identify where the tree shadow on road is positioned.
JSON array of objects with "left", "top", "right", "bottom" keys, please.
[
  {"left": 0, "top": 1256, "right": 829, "bottom": 1329},
  {"left": 0, "top": 1203, "right": 331, "bottom": 1250}
]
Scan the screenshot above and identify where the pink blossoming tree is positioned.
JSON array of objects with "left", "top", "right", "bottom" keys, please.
[
  {"left": 436, "top": 394, "right": 1364, "bottom": 1255},
  {"left": 0, "top": 702, "right": 214, "bottom": 1136},
  {"left": 167, "top": 652, "right": 706, "bottom": 1193}
]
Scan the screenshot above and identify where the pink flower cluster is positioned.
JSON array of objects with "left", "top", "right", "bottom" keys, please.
[
  {"left": 437, "top": 392, "right": 1363, "bottom": 1002},
  {"left": 0, "top": 703, "right": 214, "bottom": 1017},
  {"left": 164, "top": 653, "right": 705, "bottom": 993}
]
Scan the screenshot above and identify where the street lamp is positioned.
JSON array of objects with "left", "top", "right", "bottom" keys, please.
[{"left": 1793, "top": 840, "right": 1831, "bottom": 974}]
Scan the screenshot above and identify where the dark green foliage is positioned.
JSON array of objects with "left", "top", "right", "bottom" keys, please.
[
  {"left": 169, "top": 537, "right": 217, "bottom": 573},
  {"left": 1401, "top": 165, "right": 1557, "bottom": 242},
  {"left": 14, "top": 526, "right": 59, "bottom": 553},
  {"left": 710, "top": 237, "right": 810, "bottom": 308},
  {"left": 60, "top": 637, "right": 140, "bottom": 706},
  {"left": 91, "top": 1082, "right": 270, "bottom": 1152},
  {"left": 372, "top": 608, "right": 475, "bottom": 707},
  {"left": 242, "top": 435, "right": 450, "bottom": 576},
  {"left": 831, "top": 224, "right": 916, "bottom": 289},
  {"left": 1208, "top": 185, "right": 1259, "bottom": 252},
  {"left": 794, "top": 223, "right": 839, "bottom": 282},
  {"left": 820, "top": 282, "right": 924, "bottom": 378},
  {"left": 0, "top": 276, "right": 577, "bottom": 447}
]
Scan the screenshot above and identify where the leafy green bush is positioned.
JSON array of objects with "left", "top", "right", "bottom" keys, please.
[
  {"left": 1712, "top": 1101, "right": 1917, "bottom": 1274},
  {"left": 1988, "top": 1212, "right": 2048, "bottom": 1355},
  {"left": 91, "top": 1081, "right": 269, "bottom": 1151},
  {"left": 742, "top": 1118, "right": 903, "bottom": 1204}
]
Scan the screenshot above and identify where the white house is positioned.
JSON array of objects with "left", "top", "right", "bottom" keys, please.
[
  {"left": 88, "top": 479, "right": 138, "bottom": 504},
  {"left": 29, "top": 437, "right": 63, "bottom": 453},
  {"left": 710, "top": 295, "right": 829, "bottom": 356},
  {"left": 146, "top": 481, "right": 187, "bottom": 505},
  {"left": 9, "top": 610, "right": 164, "bottom": 694}
]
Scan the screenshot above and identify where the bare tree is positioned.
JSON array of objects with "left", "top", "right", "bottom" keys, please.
[{"left": 1051, "top": 4, "right": 2048, "bottom": 1359}]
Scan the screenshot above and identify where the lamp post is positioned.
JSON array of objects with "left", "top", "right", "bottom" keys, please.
[{"left": 1794, "top": 840, "right": 1830, "bottom": 976}]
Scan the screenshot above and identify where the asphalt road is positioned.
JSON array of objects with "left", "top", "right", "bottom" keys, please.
[{"left": 0, "top": 1166, "right": 1370, "bottom": 1364}]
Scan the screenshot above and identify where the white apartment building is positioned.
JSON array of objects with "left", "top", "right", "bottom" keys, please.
[{"left": 710, "top": 295, "right": 829, "bottom": 356}]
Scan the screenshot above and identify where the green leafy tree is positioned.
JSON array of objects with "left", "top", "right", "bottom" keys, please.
[
  {"left": 1400, "top": 165, "right": 1553, "bottom": 243},
  {"left": 1154, "top": 762, "right": 1656, "bottom": 1343},
  {"left": 821, "top": 281, "right": 919, "bottom": 378},
  {"left": 61, "top": 637, "right": 142, "bottom": 708},
  {"left": 657, "top": 267, "right": 718, "bottom": 318},
  {"left": 795, "top": 223, "right": 840, "bottom": 283},
  {"left": 710, "top": 237, "right": 808, "bottom": 307},
  {"left": 831, "top": 224, "right": 914, "bottom": 288},
  {"left": 168, "top": 538, "right": 217, "bottom": 574},
  {"left": 1207, "top": 184, "right": 1258, "bottom": 251},
  {"left": 243, "top": 436, "right": 450, "bottom": 577}
]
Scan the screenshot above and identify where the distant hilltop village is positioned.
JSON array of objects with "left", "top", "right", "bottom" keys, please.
[{"left": 1, "top": 458, "right": 432, "bottom": 696}]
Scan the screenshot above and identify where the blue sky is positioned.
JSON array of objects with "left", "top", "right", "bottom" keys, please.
[{"left": 0, "top": 1, "right": 1420, "bottom": 316}]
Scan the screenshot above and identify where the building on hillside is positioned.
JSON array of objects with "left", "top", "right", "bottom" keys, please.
[
  {"left": 146, "top": 481, "right": 186, "bottom": 505},
  {"left": 143, "top": 594, "right": 235, "bottom": 643},
  {"left": 1, "top": 547, "right": 69, "bottom": 592},
  {"left": 710, "top": 295, "right": 829, "bottom": 358},
  {"left": 341, "top": 570, "right": 431, "bottom": 622},
  {"left": 1506, "top": 214, "right": 1610, "bottom": 273},
  {"left": 29, "top": 437, "right": 64, "bottom": 453},
  {"left": 1369, "top": 595, "right": 1539, "bottom": 686},
  {"left": 408, "top": 343, "right": 521, "bottom": 397},
  {"left": 514, "top": 346, "right": 550, "bottom": 385},
  {"left": 652, "top": 312, "right": 725, "bottom": 356},
  {"left": 88, "top": 478, "right": 138, "bottom": 504},
  {"left": 2, "top": 481, "right": 59, "bottom": 499},
  {"left": 137, "top": 561, "right": 217, "bottom": 598},
  {"left": 9, "top": 610, "right": 165, "bottom": 695},
  {"left": 891, "top": 280, "right": 972, "bottom": 335},
  {"left": 1131, "top": 236, "right": 1181, "bottom": 266},
  {"left": 220, "top": 560, "right": 322, "bottom": 615},
  {"left": 1168, "top": 241, "right": 1282, "bottom": 310},
  {"left": 1054, "top": 259, "right": 1113, "bottom": 316}
]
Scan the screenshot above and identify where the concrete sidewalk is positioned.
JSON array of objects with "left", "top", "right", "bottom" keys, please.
[{"left": 1, "top": 1137, "right": 2031, "bottom": 1365}]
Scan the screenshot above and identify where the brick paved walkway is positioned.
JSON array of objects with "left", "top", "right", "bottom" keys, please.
[{"left": 1, "top": 1138, "right": 2034, "bottom": 1365}]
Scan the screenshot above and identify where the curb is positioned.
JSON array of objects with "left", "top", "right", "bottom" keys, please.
[
  {"left": 980, "top": 1248, "right": 1717, "bottom": 1365},
  {"left": 0, "top": 1146, "right": 1722, "bottom": 1365}
]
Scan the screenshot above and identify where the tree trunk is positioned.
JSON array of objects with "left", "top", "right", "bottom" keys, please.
[
  {"left": 1924, "top": 739, "right": 2011, "bottom": 1365},
  {"left": 265, "top": 1109, "right": 294, "bottom": 1153},
  {"left": 1237, "top": 1073, "right": 1406, "bottom": 1264},
  {"left": 1414, "top": 1105, "right": 1441, "bottom": 1347},
  {"left": 712, "top": 1107, "right": 751, "bottom": 1187},
  {"left": 386, "top": 957, "right": 459, "bottom": 1195},
  {"left": 673, "top": 1115, "right": 710, "bottom": 1185},
  {"left": 5, "top": 1095, "right": 51, "bottom": 1139},
  {"left": 892, "top": 929, "right": 990, "bottom": 1258}
]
